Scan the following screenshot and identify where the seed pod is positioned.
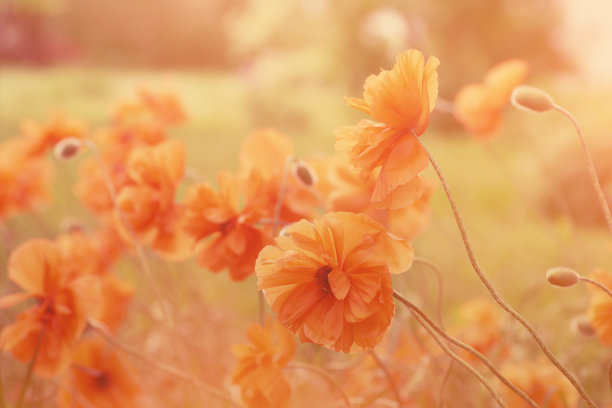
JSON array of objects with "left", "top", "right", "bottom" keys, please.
[
  {"left": 511, "top": 85, "right": 555, "bottom": 113},
  {"left": 291, "top": 159, "right": 318, "bottom": 188},
  {"left": 54, "top": 137, "right": 82, "bottom": 160},
  {"left": 546, "top": 267, "right": 579, "bottom": 287}
]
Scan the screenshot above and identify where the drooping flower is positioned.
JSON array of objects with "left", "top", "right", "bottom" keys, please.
[
  {"left": 256, "top": 212, "right": 413, "bottom": 353},
  {"left": 336, "top": 49, "right": 439, "bottom": 209},
  {"left": 0, "top": 239, "right": 101, "bottom": 377},
  {"left": 232, "top": 318, "right": 296, "bottom": 408},
  {"left": 454, "top": 59, "right": 529, "bottom": 140},
  {"left": 587, "top": 268, "right": 612, "bottom": 346},
  {"left": 184, "top": 171, "right": 271, "bottom": 281},
  {"left": 57, "top": 338, "right": 140, "bottom": 408}
]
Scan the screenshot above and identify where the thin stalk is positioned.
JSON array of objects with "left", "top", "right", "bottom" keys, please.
[
  {"left": 285, "top": 362, "right": 351, "bottom": 408},
  {"left": 393, "top": 291, "right": 539, "bottom": 408},
  {"left": 579, "top": 277, "right": 612, "bottom": 299},
  {"left": 438, "top": 361, "right": 453, "bottom": 408},
  {"left": 368, "top": 350, "right": 403, "bottom": 407},
  {"left": 0, "top": 348, "right": 5, "bottom": 408},
  {"left": 88, "top": 320, "right": 243, "bottom": 408},
  {"left": 406, "top": 304, "right": 507, "bottom": 407},
  {"left": 413, "top": 257, "right": 445, "bottom": 329},
  {"left": 554, "top": 105, "right": 612, "bottom": 234},
  {"left": 414, "top": 133, "right": 598, "bottom": 408},
  {"left": 15, "top": 325, "right": 46, "bottom": 408}
]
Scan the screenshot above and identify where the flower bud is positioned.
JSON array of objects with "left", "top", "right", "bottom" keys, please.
[
  {"left": 291, "top": 159, "right": 318, "bottom": 188},
  {"left": 546, "top": 267, "right": 579, "bottom": 287},
  {"left": 53, "top": 137, "right": 82, "bottom": 160},
  {"left": 511, "top": 85, "right": 555, "bottom": 113},
  {"left": 570, "top": 315, "right": 595, "bottom": 336}
]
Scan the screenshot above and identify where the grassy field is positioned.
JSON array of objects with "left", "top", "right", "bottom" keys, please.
[{"left": 1, "top": 66, "right": 611, "bottom": 405}]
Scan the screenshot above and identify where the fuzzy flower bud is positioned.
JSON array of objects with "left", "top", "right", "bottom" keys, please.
[
  {"left": 546, "top": 267, "right": 579, "bottom": 287},
  {"left": 291, "top": 159, "right": 318, "bottom": 188},
  {"left": 53, "top": 137, "right": 82, "bottom": 160},
  {"left": 511, "top": 85, "right": 555, "bottom": 113}
]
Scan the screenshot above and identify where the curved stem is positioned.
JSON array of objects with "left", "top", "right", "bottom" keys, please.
[
  {"left": 414, "top": 134, "right": 598, "bottom": 408},
  {"left": 413, "top": 257, "right": 445, "bottom": 329},
  {"left": 285, "top": 362, "right": 351, "bottom": 408},
  {"left": 579, "top": 277, "right": 612, "bottom": 299},
  {"left": 88, "top": 320, "right": 243, "bottom": 408},
  {"left": 406, "top": 303, "right": 507, "bottom": 407},
  {"left": 368, "top": 350, "right": 403, "bottom": 407},
  {"left": 553, "top": 105, "right": 612, "bottom": 234},
  {"left": 15, "top": 325, "right": 46, "bottom": 408},
  {"left": 393, "top": 291, "right": 539, "bottom": 408}
]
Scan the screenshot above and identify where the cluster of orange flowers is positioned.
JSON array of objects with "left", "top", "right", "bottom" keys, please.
[{"left": 0, "top": 50, "right": 610, "bottom": 407}]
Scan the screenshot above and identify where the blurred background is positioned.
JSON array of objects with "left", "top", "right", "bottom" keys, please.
[{"left": 1, "top": 0, "right": 612, "bottom": 405}]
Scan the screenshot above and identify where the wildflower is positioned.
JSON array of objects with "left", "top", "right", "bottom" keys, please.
[
  {"left": 587, "top": 268, "right": 612, "bottom": 346},
  {"left": 336, "top": 49, "right": 439, "bottom": 209},
  {"left": 256, "top": 212, "right": 414, "bottom": 352},
  {"left": 454, "top": 59, "right": 529, "bottom": 139},
  {"left": 184, "top": 171, "right": 271, "bottom": 281},
  {"left": 232, "top": 318, "right": 296, "bottom": 408},
  {"left": 318, "top": 153, "right": 435, "bottom": 241},
  {"left": 511, "top": 85, "right": 555, "bottom": 113},
  {"left": 240, "top": 128, "right": 321, "bottom": 222},
  {"left": 0, "top": 239, "right": 101, "bottom": 377},
  {"left": 546, "top": 267, "right": 579, "bottom": 288},
  {"left": 57, "top": 338, "right": 140, "bottom": 408},
  {"left": 501, "top": 360, "right": 578, "bottom": 408},
  {"left": 114, "top": 139, "right": 190, "bottom": 259}
]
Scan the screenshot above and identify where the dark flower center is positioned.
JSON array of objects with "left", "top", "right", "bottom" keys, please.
[
  {"left": 95, "top": 373, "right": 111, "bottom": 389},
  {"left": 315, "top": 265, "right": 332, "bottom": 295}
]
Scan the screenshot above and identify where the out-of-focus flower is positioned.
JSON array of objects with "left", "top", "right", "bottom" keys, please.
[
  {"left": 587, "top": 268, "right": 612, "bottom": 346},
  {"left": 239, "top": 128, "right": 321, "bottom": 222},
  {"left": 57, "top": 338, "right": 140, "bottom": 408},
  {"left": 501, "top": 360, "right": 578, "bottom": 408},
  {"left": 0, "top": 239, "right": 101, "bottom": 377},
  {"left": 184, "top": 171, "right": 271, "bottom": 281},
  {"left": 317, "top": 153, "right": 435, "bottom": 241},
  {"left": 450, "top": 298, "right": 507, "bottom": 360},
  {"left": 256, "top": 212, "right": 413, "bottom": 352},
  {"left": 232, "top": 318, "right": 296, "bottom": 408},
  {"left": 17, "top": 114, "right": 87, "bottom": 158},
  {"left": 454, "top": 59, "right": 529, "bottom": 140},
  {"left": 336, "top": 49, "right": 439, "bottom": 209},
  {"left": 114, "top": 139, "right": 190, "bottom": 259}
]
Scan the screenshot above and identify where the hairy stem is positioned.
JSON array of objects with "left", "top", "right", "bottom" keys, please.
[
  {"left": 580, "top": 277, "right": 612, "bottom": 299},
  {"left": 554, "top": 105, "right": 612, "bottom": 234},
  {"left": 393, "top": 291, "right": 538, "bottom": 408},
  {"left": 414, "top": 134, "right": 598, "bottom": 408},
  {"left": 15, "top": 325, "right": 46, "bottom": 408},
  {"left": 413, "top": 257, "right": 445, "bottom": 329}
]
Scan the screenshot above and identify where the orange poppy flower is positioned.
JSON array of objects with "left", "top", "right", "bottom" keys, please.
[
  {"left": 239, "top": 128, "right": 321, "bottom": 222},
  {"left": 114, "top": 139, "right": 190, "bottom": 259},
  {"left": 336, "top": 49, "right": 439, "bottom": 209},
  {"left": 454, "top": 59, "right": 529, "bottom": 140},
  {"left": 57, "top": 338, "right": 140, "bottom": 408},
  {"left": 319, "top": 153, "right": 435, "bottom": 241},
  {"left": 232, "top": 318, "right": 296, "bottom": 408},
  {"left": 19, "top": 114, "right": 87, "bottom": 158},
  {"left": 501, "top": 360, "right": 578, "bottom": 408},
  {"left": 256, "top": 212, "right": 413, "bottom": 352},
  {"left": 184, "top": 171, "right": 271, "bottom": 281},
  {"left": 587, "top": 268, "right": 612, "bottom": 346},
  {"left": 0, "top": 239, "right": 101, "bottom": 377}
]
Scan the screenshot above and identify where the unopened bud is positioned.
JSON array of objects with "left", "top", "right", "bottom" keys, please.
[
  {"left": 571, "top": 315, "right": 596, "bottom": 336},
  {"left": 59, "top": 217, "right": 85, "bottom": 234},
  {"left": 546, "top": 267, "right": 579, "bottom": 287},
  {"left": 54, "top": 137, "right": 82, "bottom": 160},
  {"left": 511, "top": 85, "right": 555, "bottom": 113},
  {"left": 291, "top": 159, "right": 318, "bottom": 188}
]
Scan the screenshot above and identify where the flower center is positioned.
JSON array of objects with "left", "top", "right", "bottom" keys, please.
[
  {"left": 95, "top": 373, "right": 111, "bottom": 389},
  {"left": 315, "top": 265, "right": 332, "bottom": 295}
]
